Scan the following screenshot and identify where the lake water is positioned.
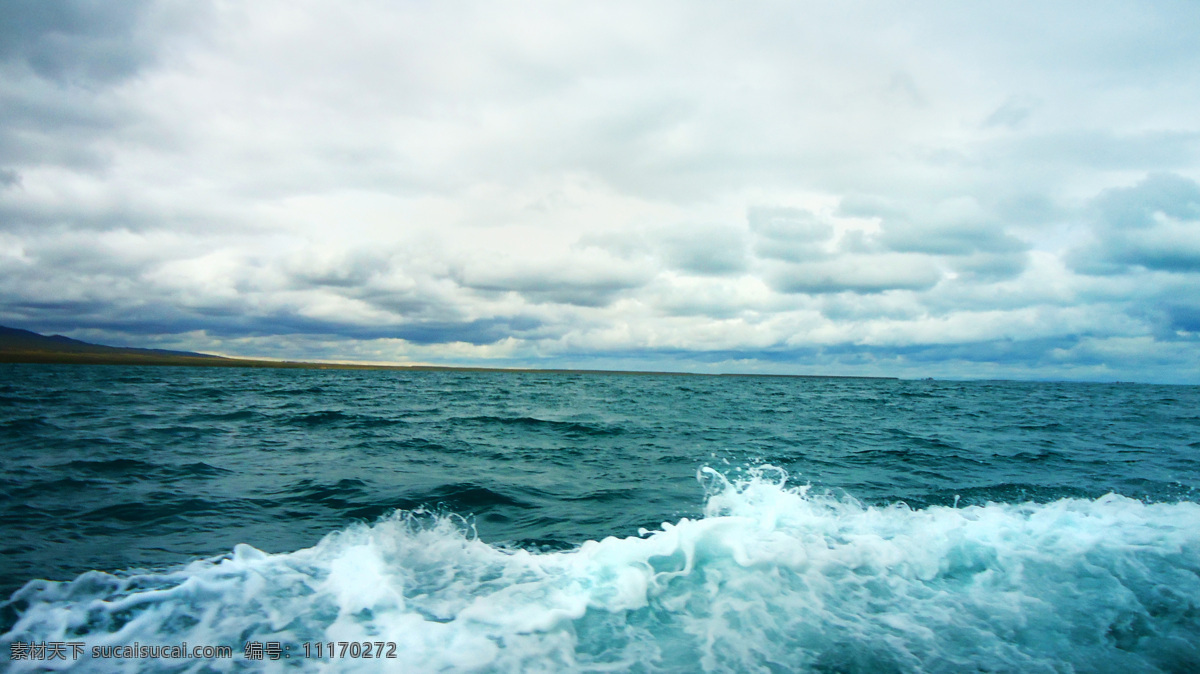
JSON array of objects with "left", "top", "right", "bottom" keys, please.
[{"left": 2, "top": 364, "right": 1199, "bottom": 671}]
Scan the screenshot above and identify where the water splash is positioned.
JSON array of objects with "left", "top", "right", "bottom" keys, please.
[{"left": 4, "top": 467, "right": 1200, "bottom": 672}]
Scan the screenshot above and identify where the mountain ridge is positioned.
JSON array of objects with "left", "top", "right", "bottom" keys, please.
[
  {"left": 0, "top": 325, "right": 236, "bottom": 366},
  {"left": 0, "top": 324, "right": 898, "bottom": 379}
]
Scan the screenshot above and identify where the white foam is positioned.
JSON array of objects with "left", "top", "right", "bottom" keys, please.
[{"left": 4, "top": 467, "right": 1200, "bottom": 672}]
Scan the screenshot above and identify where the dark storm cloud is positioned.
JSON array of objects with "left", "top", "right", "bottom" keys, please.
[
  {"left": 0, "top": 1, "right": 207, "bottom": 175},
  {"left": 278, "top": 252, "right": 487, "bottom": 324},
  {"left": 1128, "top": 301, "right": 1200, "bottom": 341},
  {"left": 0, "top": 1, "right": 151, "bottom": 168},
  {"left": 741, "top": 336, "right": 1082, "bottom": 369},
  {"left": 548, "top": 335, "right": 1085, "bottom": 372},
  {"left": 1164, "top": 304, "right": 1200, "bottom": 334},
  {"left": 8, "top": 290, "right": 544, "bottom": 347},
  {"left": 1069, "top": 173, "right": 1200, "bottom": 275},
  {"left": 387, "top": 317, "right": 544, "bottom": 345},
  {"left": 0, "top": 0, "right": 156, "bottom": 83},
  {"left": 877, "top": 336, "right": 1082, "bottom": 366},
  {"left": 180, "top": 313, "right": 544, "bottom": 346},
  {"left": 357, "top": 289, "right": 452, "bottom": 322},
  {"left": 0, "top": 226, "right": 555, "bottom": 349},
  {"left": 455, "top": 254, "right": 654, "bottom": 308},
  {"left": 0, "top": 79, "right": 131, "bottom": 172},
  {"left": 15, "top": 309, "right": 215, "bottom": 339}
]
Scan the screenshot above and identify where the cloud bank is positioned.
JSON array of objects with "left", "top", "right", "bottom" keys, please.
[{"left": 1, "top": 1, "right": 1199, "bottom": 382}]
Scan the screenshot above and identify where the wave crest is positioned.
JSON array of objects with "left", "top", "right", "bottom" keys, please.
[{"left": 4, "top": 467, "right": 1200, "bottom": 672}]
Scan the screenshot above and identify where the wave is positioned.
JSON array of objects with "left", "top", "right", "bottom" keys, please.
[
  {"left": 283, "top": 410, "right": 409, "bottom": 429},
  {"left": 3, "top": 467, "right": 1199, "bottom": 672},
  {"left": 0, "top": 416, "right": 58, "bottom": 433},
  {"left": 462, "top": 415, "right": 626, "bottom": 436}
]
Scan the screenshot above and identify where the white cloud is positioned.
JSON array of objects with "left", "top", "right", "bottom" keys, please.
[
  {"left": 766, "top": 254, "right": 944, "bottom": 295},
  {"left": 1, "top": 0, "right": 1199, "bottom": 382}
]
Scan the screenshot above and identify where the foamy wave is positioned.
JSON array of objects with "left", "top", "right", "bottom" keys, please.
[{"left": 4, "top": 467, "right": 1200, "bottom": 672}]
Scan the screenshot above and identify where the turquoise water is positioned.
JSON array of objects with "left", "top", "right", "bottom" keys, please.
[{"left": 2, "top": 365, "right": 1199, "bottom": 671}]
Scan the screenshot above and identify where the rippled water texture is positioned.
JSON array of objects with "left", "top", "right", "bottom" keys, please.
[{"left": 2, "top": 365, "right": 1198, "bottom": 670}]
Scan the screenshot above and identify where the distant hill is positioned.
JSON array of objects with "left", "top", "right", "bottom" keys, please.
[
  {"left": 0, "top": 325, "right": 549, "bottom": 372},
  {"left": 0, "top": 325, "right": 898, "bottom": 379},
  {"left": 0, "top": 325, "right": 233, "bottom": 366}
]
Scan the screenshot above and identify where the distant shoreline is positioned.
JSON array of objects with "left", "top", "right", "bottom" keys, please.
[
  {"left": 0, "top": 351, "right": 897, "bottom": 380},
  {"left": 0, "top": 324, "right": 904, "bottom": 379}
]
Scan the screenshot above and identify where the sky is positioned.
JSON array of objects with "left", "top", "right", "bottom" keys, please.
[{"left": 1, "top": 1, "right": 1199, "bottom": 383}]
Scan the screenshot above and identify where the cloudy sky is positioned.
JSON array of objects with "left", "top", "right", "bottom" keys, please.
[{"left": 2, "top": 1, "right": 1199, "bottom": 382}]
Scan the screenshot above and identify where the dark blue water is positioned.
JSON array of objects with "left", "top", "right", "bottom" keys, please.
[{"left": 2, "top": 365, "right": 1199, "bottom": 671}]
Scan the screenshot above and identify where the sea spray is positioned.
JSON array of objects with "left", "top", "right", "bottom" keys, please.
[{"left": 4, "top": 466, "right": 1200, "bottom": 672}]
